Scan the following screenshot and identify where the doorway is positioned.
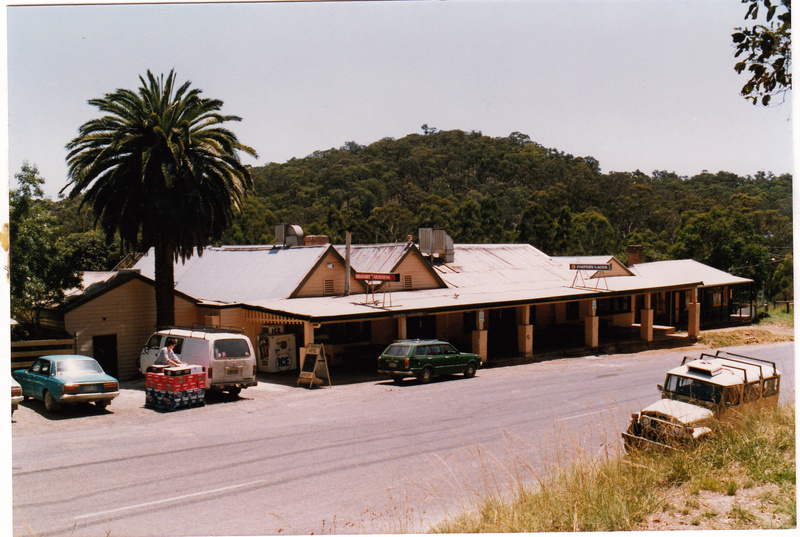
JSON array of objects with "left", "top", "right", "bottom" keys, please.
[{"left": 93, "top": 334, "right": 118, "bottom": 378}]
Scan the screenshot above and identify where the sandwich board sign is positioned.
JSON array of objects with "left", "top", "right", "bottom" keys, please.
[{"left": 297, "top": 343, "right": 331, "bottom": 388}]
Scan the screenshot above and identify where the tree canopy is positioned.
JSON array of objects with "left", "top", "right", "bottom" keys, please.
[
  {"left": 733, "top": 0, "right": 792, "bottom": 106},
  {"left": 63, "top": 70, "right": 257, "bottom": 326}
]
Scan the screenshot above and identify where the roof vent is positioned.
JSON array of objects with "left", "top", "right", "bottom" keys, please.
[
  {"left": 687, "top": 360, "right": 724, "bottom": 376},
  {"left": 419, "top": 228, "right": 454, "bottom": 263},
  {"left": 275, "top": 224, "right": 304, "bottom": 247}
]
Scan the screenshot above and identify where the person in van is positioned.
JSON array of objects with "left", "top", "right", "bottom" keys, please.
[{"left": 155, "top": 338, "right": 184, "bottom": 367}]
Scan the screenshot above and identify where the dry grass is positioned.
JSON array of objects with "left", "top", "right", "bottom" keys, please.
[{"left": 434, "top": 403, "right": 796, "bottom": 533}]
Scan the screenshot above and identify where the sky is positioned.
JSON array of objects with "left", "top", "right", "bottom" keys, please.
[{"left": 2, "top": 0, "right": 795, "bottom": 200}]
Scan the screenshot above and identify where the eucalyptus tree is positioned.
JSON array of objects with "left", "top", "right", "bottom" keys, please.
[{"left": 64, "top": 70, "right": 257, "bottom": 327}]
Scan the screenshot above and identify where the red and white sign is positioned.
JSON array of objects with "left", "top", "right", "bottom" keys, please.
[{"left": 354, "top": 272, "right": 400, "bottom": 282}]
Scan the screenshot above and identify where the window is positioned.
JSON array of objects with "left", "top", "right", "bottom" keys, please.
[
  {"left": 57, "top": 359, "right": 102, "bottom": 375},
  {"left": 763, "top": 377, "right": 779, "bottom": 397},
  {"left": 442, "top": 344, "right": 457, "bottom": 354},
  {"left": 664, "top": 374, "right": 723, "bottom": 405},
  {"left": 383, "top": 345, "right": 411, "bottom": 358},
  {"left": 146, "top": 334, "right": 161, "bottom": 349},
  {"left": 743, "top": 381, "right": 762, "bottom": 402},
  {"left": 427, "top": 345, "right": 442, "bottom": 355},
  {"left": 323, "top": 279, "right": 335, "bottom": 296},
  {"left": 214, "top": 339, "right": 251, "bottom": 359}
]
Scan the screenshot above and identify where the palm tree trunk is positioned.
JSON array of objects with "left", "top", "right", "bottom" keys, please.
[{"left": 154, "top": 239, "right": 176, "bottom": 328}]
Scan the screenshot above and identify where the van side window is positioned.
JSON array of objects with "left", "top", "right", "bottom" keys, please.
[
  {"left": 214, "top": 339, "right": 251, "bottom": 359},
  {"left": 173, "top": 338, "right": 184, "bottom": 354},
  {"left": 146, "top": 335, "right": 161, "bottom": 349}
]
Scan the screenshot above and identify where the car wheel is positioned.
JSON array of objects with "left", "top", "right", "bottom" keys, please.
[
  {"left": 463, "top": 362, "right": 477, "bottom": 378},
  {"left": 95, "top": 400, "right": 110, "bottom": 410},
  {"left": 227, "top": 386, "right": 242, "bottom": 396},
  {"left": 391, "top": 375, "right": 404, "bottom": 384},
  {"left": 418, "top": 367, "right": 434, "bottom": 384},
  {"left": 44, "top": 391, "right": 60, "bottom": 412}
]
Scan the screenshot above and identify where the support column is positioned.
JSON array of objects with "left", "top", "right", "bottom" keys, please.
[
  {"left": 640, "top": 293, "right": 654, "bottom": 342},
  {"left": 472, "top": 309, "right": 488, "bottom": 364},
  {"left": 688, "top": 288, "right": 701, "bottom": 339},
  {"left": 300, "top": 321, "right": 316, "bottom": 367},
  {"left": 397, "top": 316, "right": 407, "bottom": 340},
  {"left": 517, "top": 306, "right": 533, "bottom": 358},
  {"left": 585, "top": 300, "right": 599, "bottom": 348}
]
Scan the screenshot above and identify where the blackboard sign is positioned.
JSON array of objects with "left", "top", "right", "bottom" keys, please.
[
  {"left": 297, "top": 343, "right": 331, "bottom": 388},
  {"left": 301, "top": 353, "right": 317, "bottom": 373}
]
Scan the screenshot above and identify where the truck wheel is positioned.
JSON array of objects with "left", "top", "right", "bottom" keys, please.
[
  {"left": 418, "top": 367, "right": 434, "bottom": 384},
  {"left": 44, "top": 391, "right": 60, "bottom": 412},
  {"left": 463, "top": 362, "right": 477, "bottom": 378}
]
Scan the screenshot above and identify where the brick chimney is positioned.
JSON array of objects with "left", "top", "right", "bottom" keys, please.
[
  {"left": 304, "top": 235, "right": 330, "bottom": 246},
  {"left": 627, "top": 245, "right": 644, "bottom": 267}
]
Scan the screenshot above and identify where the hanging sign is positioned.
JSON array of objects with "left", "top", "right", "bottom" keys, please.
[
  {"left": 569, "top": 264, "right": 612, "bottom": 271},
  {"left": 354, "top": 272, "right": 400, "bottom": 282}
]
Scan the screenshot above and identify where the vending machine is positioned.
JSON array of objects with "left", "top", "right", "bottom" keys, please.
[{"left": 257, "top": 333, "right": 297, "bottom": 373}]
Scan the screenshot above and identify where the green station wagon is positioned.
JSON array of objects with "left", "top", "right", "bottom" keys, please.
[{"left": 377, "top": 339, "right": 482, "bottom": 384}]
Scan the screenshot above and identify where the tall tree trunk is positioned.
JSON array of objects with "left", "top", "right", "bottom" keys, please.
[{"left": 154, "top": 239, "right": 175, "bottom": 328}]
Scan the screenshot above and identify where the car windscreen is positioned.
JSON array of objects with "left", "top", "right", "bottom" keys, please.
[
  {"left": 56, "top": 359, "right": 103, "bottom": 376},
  {"left": 214, "top": 339, "right": 251, "bottom": 359},
  {"left": 383, "top": 345, "right": 411, "bottom": 358},
  {"left": 664, "top": 374, "right": 723, "bottom": 405}
]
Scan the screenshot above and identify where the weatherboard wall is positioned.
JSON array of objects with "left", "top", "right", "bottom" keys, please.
[{"left": 64, "top": 278, "right": 197, "bottom": 380}]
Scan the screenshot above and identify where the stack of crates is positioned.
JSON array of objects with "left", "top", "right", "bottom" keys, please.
[{"left": 145, "top": 365, "right": 206, "bottom": 411}]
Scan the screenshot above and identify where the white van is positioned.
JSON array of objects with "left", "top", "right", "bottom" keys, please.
[{"left": 139, "top": 327, "right": 257, "bottom": 395}]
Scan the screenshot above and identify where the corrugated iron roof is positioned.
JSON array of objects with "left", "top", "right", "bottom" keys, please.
[
  {"left": 432, "top": 244, "right": 571, "bottom": 288},
  {"left": 333, "top": 242, "right": 412, "bottom": 273},
  {"left": 132, "top": 245, "right": 331, "bottom": 303},
  {"left": 629, "top": 259, "right": 753, "bottom": 287}
]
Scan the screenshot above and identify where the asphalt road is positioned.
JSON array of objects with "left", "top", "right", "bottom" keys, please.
[{"left": 11, "top": 343, "right": 794, "bottom": 537}]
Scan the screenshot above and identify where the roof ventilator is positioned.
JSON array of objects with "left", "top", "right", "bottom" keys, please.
[
  {"left": 275, "top": 224, "right": 304, "bottom": 248},
  {"left": 419, "top": 228, "right": 454, "bottom": 263}
]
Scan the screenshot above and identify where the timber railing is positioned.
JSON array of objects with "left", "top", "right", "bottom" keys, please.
[{"left": 10, "top": 339, "right": 77, "bottom": 370}]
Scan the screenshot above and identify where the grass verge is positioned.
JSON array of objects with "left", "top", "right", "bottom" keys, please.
[{"left": 434, "top": 403, "right": 795, "bottom": 532}]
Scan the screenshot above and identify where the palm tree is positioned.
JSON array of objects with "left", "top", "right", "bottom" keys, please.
[{"left": 64, "top": 70, "right": 257, "bottom": 327}]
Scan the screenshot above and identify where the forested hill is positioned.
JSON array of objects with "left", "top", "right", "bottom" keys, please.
[{"left": 222, "top": 129, "right": 791, "bottom": 296}]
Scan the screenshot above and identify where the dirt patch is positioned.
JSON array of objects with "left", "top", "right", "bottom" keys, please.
[
  {"left": 697, "top": 324, "right": 794, "bottom": 348},
  {"left": 636, "top": 483, "right": 792, "bottom": 531}
]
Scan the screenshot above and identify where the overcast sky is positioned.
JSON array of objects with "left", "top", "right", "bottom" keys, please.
[{"left": 3, "top": 0, "right": 794, "bottom": 200}]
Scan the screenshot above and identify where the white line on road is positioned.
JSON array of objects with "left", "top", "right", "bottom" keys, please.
[
  {"left": 556, "top": 409, "right": 609, "bottom": 422},
  {"left": 75, "top": 480, "right": 267, "bottom": 520}
]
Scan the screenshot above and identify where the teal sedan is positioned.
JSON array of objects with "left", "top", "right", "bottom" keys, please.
[{"left": 12, "top": 355, "right": 119, "bottom": 412}]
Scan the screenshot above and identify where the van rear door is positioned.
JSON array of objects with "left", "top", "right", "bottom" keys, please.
[{"left": 211, "top": 338, "right": 256, "bottom": 386}]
